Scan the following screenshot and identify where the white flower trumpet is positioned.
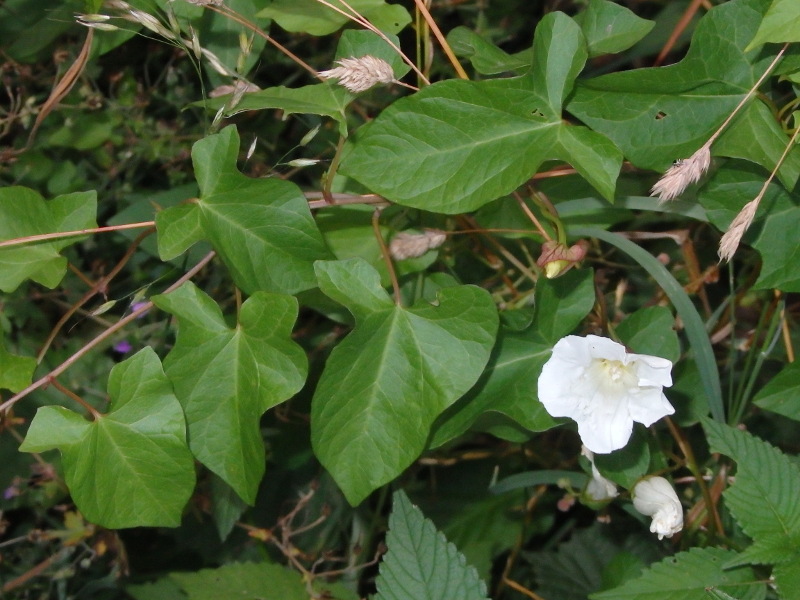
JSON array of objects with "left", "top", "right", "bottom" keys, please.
[{"left": 537, "top": 335, "right": 674, "bottom": 454}]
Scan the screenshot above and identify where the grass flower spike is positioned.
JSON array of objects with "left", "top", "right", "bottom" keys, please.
[
  {"left": 632, "top": 477, "right": 684, "bottom": 539},
  {"left": 319, "top": 56, "right": 395, "bottom": 93},
  {"left": 538, "top": 335, "right": 674, "bottom": 454},
  {"left": 650, "top": 144, "right": 711, "bottom": 202}
]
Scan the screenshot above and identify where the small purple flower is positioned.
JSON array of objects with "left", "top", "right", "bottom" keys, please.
[{"left": 113, "top": 340, "right": 133, "bottom": 354}]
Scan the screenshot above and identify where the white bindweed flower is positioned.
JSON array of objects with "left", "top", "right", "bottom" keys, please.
[
  {"left": 319, "top": 56, "right": 395, "bottom": 93},
  {"left": 538, "top": 335, "right": 674, "bottom": 454},
  {"left": 632, "top": 476, "right": 684, "bottom": 539},
  {"left": 582, "top": 446, "right": 618, "bottom": 502}
]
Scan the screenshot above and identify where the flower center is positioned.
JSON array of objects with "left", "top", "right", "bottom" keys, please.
[{"left": 590, "top": 359, "right": 638, "bottom": 395}]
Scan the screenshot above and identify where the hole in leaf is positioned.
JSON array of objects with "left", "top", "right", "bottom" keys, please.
[{"left": 655, "top": 111, "right": 667, "bottom": 120}]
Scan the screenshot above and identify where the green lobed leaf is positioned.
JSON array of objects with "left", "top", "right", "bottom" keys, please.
[
  {"left": 616, "top": 305, "right": 680, "bottom": 363},
  {"left": 311, "top": 258, "right": 498, "bottom": 505},
  {"left": 590, "top": 547, "right": 764, "bottom": 600},
  {"left": 574, "top": 0, "right": 655, "bottom": 57},
  {"left": 698, "top": 166, "right": 800, "bottom": 292},
  {"left": 0, "top": 187, "right": 97, "bottom": 293},
  {"left": 170, "top": 561, "right": 358, "bottom": 600},
  {"left": 567, "top": 0, "right": 797, "bottom": 182},
  {"left": 152, "top": 282, "right": 307, "bottom": 504},
  {"left": 374, "top": 490, "right": 490, "bottom": 600},
  {"left": 256, "top": 0, "right": 410, "bottom": 36},
  {"left": 747, "top": 0, "right": 800, "bottom": 49},
  {"left": 0, "top": 341, "right": 36, "bottom": 393},
  {"left": 340, "top": 12, "right": 622, "bottom": 213},
  {"left": 20, "top": 348, "right": 195, "bottom": 528},
  {"left": 155, "top": 126, "right": 332, "bottom": 295},
  {"left": 429, "top": 268, "right": 595, "bottom": 447},
  {"left": 753, "top": 361, "right": 800, "bottom": 421},
  {"left": 195, "top": 83, "right": 352, "bottom": 124},
  {"left": 704, "top": 419, "right": 800, "bottom": 562},
  {"left": 446, "top": 27, "right": 530, "bottom": 75}
]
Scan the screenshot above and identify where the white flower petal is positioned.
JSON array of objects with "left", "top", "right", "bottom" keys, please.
[{"left": 537, "top": 335, "right": 674, "bottom": 454}]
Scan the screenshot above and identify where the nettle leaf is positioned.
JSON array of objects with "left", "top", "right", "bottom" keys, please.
[
  {"left": 340, "top": 12, "right": 622, "bottom": 214},
  {"left": 156, "top": 126, "right": 332, "bottom": 295},
  {"left": 590, "top": 548, "right": 764, "bottom": 600},
  {"left": 20, "top": 348, "right": 195, "bottom": 528},
  {"left": 704, "top": 419, "right": 800, "bottom": 563},
  {"left": 311, "top": 258, "right": 498, "bottom": 505},
  {"left": 0, "top": 187, "right": 96, "bottom": 293},
  {"left": 152, "top": 282, "right": 307, "bottom": 504},
  {"left": 574, "top": 0, "right": 655, "bottom": 58},
  {"left": 567, "top": 0, "right": 799, "bottom": 181},
  {"left": 699, "top": 166, "right": 800, "bottom": 292},
  {"left": 748, "top": 0, "right": 800, "bottom": 49},
  {"left": 374, "top": 490, "right": 490, "bottom": 600},
  {"left": 753, "top": 361, "right": 800, "bottom": 421},
  {"left": 429, "top": 268, "right": 595, "bottom": 447},
  {"left": 256, "top": 0, "right": 410, "bottom": 36},
  {"left": 0, "top": 341, "right": 36, "bottom": 393}
]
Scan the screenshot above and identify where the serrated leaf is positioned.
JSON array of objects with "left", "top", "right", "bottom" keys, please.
[
  {"left": 374, "top": 490, "right": 490, "bottom": 600},
  {"left": 155, "top": 126, "right": 332, "bottom": 295},
  {"left": 170, "top": 561, "right": 358, "bottom": 600},
  {"left": 340, "top": 12, "right": 622, "bottom": 213},
  {"left": 704, "top": 419, "right": 800, "bottom": 562},
  {"left": 256, "top": 0, "right": 410, "bottom": 36},
  {"left": 152, "top": 282, "right": 307, "bottom": 504},
  {"left": 429, "top": 268, "right": 594, "bottom": 447},
  {"left": 447, "top": 27, "right": 530, "bottom": 75},
  {"left": 747, "top": 0, "right": 800, "bottom": 49},
  {"left": 0, "top": 187, "right": 97, "bottom": 292},
  {"left": 19, "top": 348, "right": 195, "bottom": 528},
  {"left": 590, "top": 547, "right": 764, "bottom": 600},
  {"left": 311, "top": 258, "right": 498, "bottom": 505},
  {"left": 753, "top": 361, "right": 800, "bottom": 420},
  {"left": 616, "top": 305, "right": 680, "bottom": 363},
  {"left": 574, "top": 0, "right": 655, "bottom": 57},
  {"left": 0, "top": 341, "right": 36, "bottom": 393},
  {"left": 567, "top": 0, "right": 798, "bottom": 183},
  {"left": 698, "top": 166, "right": 800, "bottom": 292}
]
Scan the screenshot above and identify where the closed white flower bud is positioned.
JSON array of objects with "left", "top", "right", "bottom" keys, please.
[
  {"left": 319, "top": 56, "right": 395, "bottom": 93},
  {"left": 582, "top": 447, "right": 618, "bottom": 502},
  {"left": 632, "top": 476, "right": 683, "bottom": 540}
]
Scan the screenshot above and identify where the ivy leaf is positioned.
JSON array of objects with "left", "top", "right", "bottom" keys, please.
[
  {"left": 590, "top": 547, "right": 763, "bottom": 600},
  {"left": 311, "top": 258, "right": 498, "bottom": 505},
  {"left": 753, "top": 361, "right": 800, "bottom": 421},
  {"left": 340, "top": 12, "right": 622, "bottom": 213},
  {"left": 429, "top": 268, "right": 595, "bottom": 447},
  {"left": 447, "top": 27, "right": 530, "bottom": 75},
  {"left": 19, "top": 348, "right": 195, "bottom": 528},
  {"left": 699, "top": 166, "right": 800, "bottom": 292},
  {"left": 704, "top": 419, "right": 800, "bottom": 564},
  {"left": 152, "top": 282, "right": 307, "bottom": 504},
  {"left": 256, "top": 0, "right": 410, "bottom": 36},
  {"left": 0, "top": 341, "right": 36, "bottom": 393},
  {"left": 0, "top": 187, "right": 96, "bottom": 293},
  {"left": 567, "top": 0, "right": 799, "bottom": 183},
  {"left": 156, "top": 126, "right": 332, "bottom": 295},
  {"left": 574, "top": 0, "right": 655, "bottom": 57},
  {"left": 747, "top": 0, "right": 800, "bottom": 49},
  {"left": 374, "top": 490, "right": 490, "bottom": 600}
]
